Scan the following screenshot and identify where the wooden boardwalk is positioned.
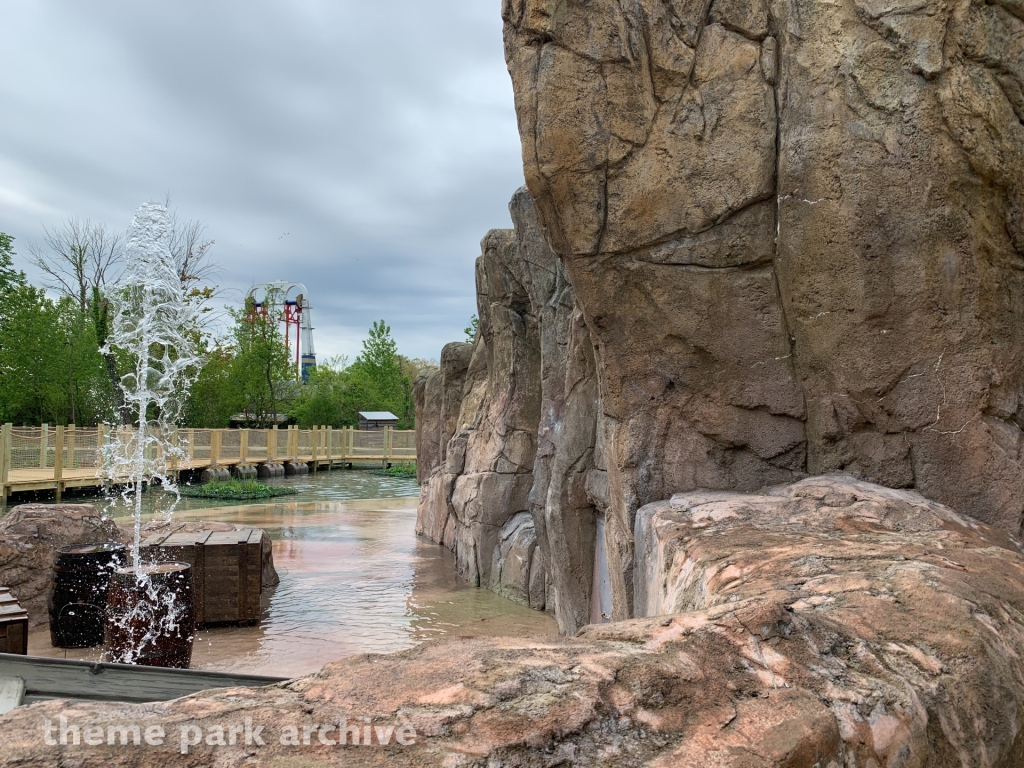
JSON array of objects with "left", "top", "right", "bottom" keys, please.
[{"left": 0, "top": 425, "right": 416, "bottom": 502}]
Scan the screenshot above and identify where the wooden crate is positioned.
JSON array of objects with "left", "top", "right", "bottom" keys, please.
[
  {"left": 0, "top": 588, "right": 28, "bottom": 655},
  {"left": 140, "top": 529, "right": 264, "bottom": 627}
]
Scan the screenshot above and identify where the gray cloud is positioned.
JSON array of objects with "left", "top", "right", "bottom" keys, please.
[{"left": 0, "top": 0, "right": 522, "bottom": 361}]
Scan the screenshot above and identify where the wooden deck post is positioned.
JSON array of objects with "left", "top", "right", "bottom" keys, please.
[
  {"left": 386, "top": 426, "right": 393, "bottom": 465},
  {"left": 54, "top": 425, "right": 64, "bottom": 501},
  {"left": 240, "top": 429, "right": 249, "bottom": 464},
  {"left": 210, "top": 430, "right": 222, "bottom": 467},
  {"left": 269, "top": 425, "right": 277, "bottom": 462},
  {"left": 311, "top": 426, "right": 318, "bottom": 473},
  {"left": 66, "top": 425, "right": 75, "bottom": 471},
  {"left": 169, "top": 428, "right": 179, "bottom": 474},
  {"left": 186, "top": 428, "right": 195, "bottom": 462},
  {"left": 326, "top": 426, "right": 333, "bottom": 469},
  {"left": 1, "top": 423, "right": 11, "bottom": 507},
  {"left": 98, "top": 423, "right": 108, "bottom": 460},
  {"left": 39, "top": 424, "right": 48, "bottom": 469}
]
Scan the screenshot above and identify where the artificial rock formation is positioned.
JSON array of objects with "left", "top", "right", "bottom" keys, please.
[
  {"left": 503, "top": 0, "right": 1024, "bottom": 620},
  {"left": 418, "top": 189, "right": 611, "bottom": 629},
  {"left": 417, "top": 229, "right": 547, "bottom": 606},
  {"left": 0, "top": 504, "right": 125, "bottom": 627},
  {"left": 413, "top": 366, "right": 442, "bottom": 484},
  {"left": 6, "top": 477, "right": 1024, "bottom": 766}
]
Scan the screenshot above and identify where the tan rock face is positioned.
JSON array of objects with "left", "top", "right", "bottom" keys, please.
[
  {"left": 413, "top": 366, "right": 441, "bottom": 484},
  {"left": 6, "top": 477, "right": 1024, "bottom": 766},
  {"left": 511, "top": 187, "right": 602, "bottom": 634},
  {"left": 417, "top": 229, "right": 547, "bottom": 601},
  {"left": 418, "top": 190, "right": 609, "bottom": 626},
  {"left": 0, "top": 504, "right": 125, "bottom": 627},
  {"left": 504, "top": 0, "right": 1024, "bottom": 618}
]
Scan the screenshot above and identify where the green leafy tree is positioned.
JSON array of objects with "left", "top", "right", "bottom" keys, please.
[
  {"left": 0, "top": 289, "right": 109, "bottom": 425},
  {"left": 343, "top": 320, "right": 412, "bottom": 427},
  {"left": 229, "top": 291, "right": 294, "bottom": 427},
  {"left": 291, "top": 356, "right": 348, "bottom": 428},
  {"left": 184, "top": 345, "right": 240, "bottom": 427},
  {"left": 464, "top": 314, "right": 478, "bottom": 343}
]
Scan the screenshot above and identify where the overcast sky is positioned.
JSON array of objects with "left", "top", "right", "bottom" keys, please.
[{"left": 0, "top": 1, "right": 523, "bottom": 363}]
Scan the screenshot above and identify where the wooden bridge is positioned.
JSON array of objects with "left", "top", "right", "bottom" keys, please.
[{"left": 0, "top": 424, "right": 416, "bottom": 503}]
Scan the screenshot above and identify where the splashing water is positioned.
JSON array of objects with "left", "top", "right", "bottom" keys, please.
[{"left": 100, "top": 203, "right": 203, "bottom": 664}]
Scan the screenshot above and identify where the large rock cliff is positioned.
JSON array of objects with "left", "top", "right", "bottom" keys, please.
[
  {"left": 417, "top": 228, "right": 547, "bottom": 607},
  {"left": 418, "top": 190, "right": 608, "bottom": 629},
  {"left": 502, "top": 0, "right": 1024, "bottom": 621}
]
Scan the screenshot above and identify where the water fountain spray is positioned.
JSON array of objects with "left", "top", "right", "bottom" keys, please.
[
  {"left": 102, "top": 202, "right": 202, "bottom": 565},
  {"left": 100, "top": 202, "right": 203, "bottom": 665}
]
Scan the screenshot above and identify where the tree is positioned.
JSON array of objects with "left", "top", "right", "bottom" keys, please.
[
  {"left": 0, "top": 289, "right": 111, "bottom": 425},
  {"left": 355, "top": 320, "right": 408, "bottom": 416},
  {"left": 164, "top": 202, "right": 222, "bottom": 331},
  {"left": 464, "top": 314, "right": 479, "bottom": 343},
  {"left": 290, "top": 357, "right": 347, "bottom": 428},
  {"left": 0, "top": 233, "right": 27, "bottom": 328},
  {"left": 183, "top": 345, "right": 239, "bottom": 428},
  {"left": 229, "top": 291, "right": 295, "bottom": 427},
  {"left": 28, "top": 218, "right": 123, "bottom": 312}
]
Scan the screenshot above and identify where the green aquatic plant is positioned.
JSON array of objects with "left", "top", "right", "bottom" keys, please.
[
  {"left": 179, "top": 478, "right": 298, "bottom": 500},
  {"left": 371, "top": 463, "right": 417, "bottom": 479}
]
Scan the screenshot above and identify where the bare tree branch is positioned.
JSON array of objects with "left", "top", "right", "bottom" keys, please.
[{"left": 27, "top": 218, "right": 123, "bottom": 310}]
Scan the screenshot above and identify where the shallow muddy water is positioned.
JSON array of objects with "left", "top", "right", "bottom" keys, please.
[{"left": 28, "top": 472, "right": 558, "bottom": 678}]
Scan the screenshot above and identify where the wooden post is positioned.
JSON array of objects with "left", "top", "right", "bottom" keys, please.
[
  {"left": 347, "top": 426, "right": 355, "bottom": 458},
  {"left": 291, "top": 426, "right": 299, "bottom": 460},
  {"left": 97, "top": 423, "right": 107, "bottom": 466},
  {"left": 386, "top": 426, "right": 393, "bottom": 462},
  {"left": 326, "top": 426, "right": 333, "bottom": 469},
  {"left": 54, "top": 425, "right": 64, "bottom": 501},
  {"left": 210, "top": 430, "right": 222, "bottom": 467},
  {"left": 187, "top": 428, "right": 195, "bottom": 463},
  {"left": 309, "top": 426, "right": 316, "bottom": 473},
  {"left": 169, "top": 428, "right": 179, "bottom": 474},
  {"left": 269, "top": 425, "right": 277, "bottom": 462},
  {"left": 66, "top": 424, "right": 76, "bottom": 471},
  {"left": 240, "top": 429, "right": 249, "bottom": 464},
  {"left": 1, "top": 423, "right": 11, "bottom": 507},
  {"left": 39, "top": 424, "right": 48, "bottom": 469}
]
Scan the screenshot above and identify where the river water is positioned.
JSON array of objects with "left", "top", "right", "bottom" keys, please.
[{"left": 27, "top": 470, "right": 558, "bottom": 677}]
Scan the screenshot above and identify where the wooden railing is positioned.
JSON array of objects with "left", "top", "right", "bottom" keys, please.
[{"left": 0, "top": 424, "right": 416, "bottom": 502}]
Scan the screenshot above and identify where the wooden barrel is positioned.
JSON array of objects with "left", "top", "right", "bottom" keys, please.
[
  {"left": 48, "top": 543, "right": 127, "bottom": 648},
  {"left": 105, "top": 562, "right": 196, "bottom": 669}
]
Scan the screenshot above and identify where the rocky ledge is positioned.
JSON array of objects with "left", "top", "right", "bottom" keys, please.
[{"left": 2, "top": 477, "right": 1023, "bottom": 766}]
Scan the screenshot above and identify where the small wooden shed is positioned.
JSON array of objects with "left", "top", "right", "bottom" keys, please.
[{"left": 358, "top": 411, "right": 399, "bottom": 430}]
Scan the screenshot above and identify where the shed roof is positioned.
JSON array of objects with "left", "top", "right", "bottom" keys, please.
[{"left": 358, "top": 411, "right": 399, "bottom": 421}]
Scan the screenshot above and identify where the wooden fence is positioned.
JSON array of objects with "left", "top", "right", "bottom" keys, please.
[{"left": 0, "top": 425, "right": 416, "bottom": 502}]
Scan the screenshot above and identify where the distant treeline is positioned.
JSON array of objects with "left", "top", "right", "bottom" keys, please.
[{"left": 0, "top": 223, "right": 431, "bottom": 429}]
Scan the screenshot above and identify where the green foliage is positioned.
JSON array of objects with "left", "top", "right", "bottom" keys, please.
[
  {"left": 371, "top": 462, "right": 417, "bottom": 479},
  {"left": 290, "top": 357, "right": 346, "bottom": 428},
  {"left": 227, "top": 291, "right": 295, "bottom": 427},
  {"left": 0, "top": 285, "right": 113, "bottom": 425},
  {"left": 179, "top": 478, "right": 297, "bottom": 499},
  {"left": 464, "top": 314, "right": 478, "bottom": 343},
  {"left": 0, "top": 233, "right": 26, "bottom": 298},
  {"left": 183, "top": 345, "right": 240, "bottom": 427},
  {"left": 290, "top": 321, "right": 418, "bottom": 429}
]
